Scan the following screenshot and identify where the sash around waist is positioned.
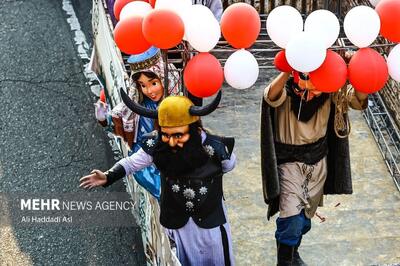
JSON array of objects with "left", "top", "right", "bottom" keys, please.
[{"left": 275, "top": 136, "right": 328, "bottom": 165}]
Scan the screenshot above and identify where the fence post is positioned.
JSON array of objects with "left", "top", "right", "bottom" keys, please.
[
  {"left": 267, "top": 0, "right": 275, "bottom": 13},
  {"left": 301, "top": 0, "right": 306, "bottom": 13},
  {"left": 312, "top": 0, "right": 318, "bottom": 10},
  {"left": 337, "top": 0, "right": 342, "bottom": 18},
  {"left": 260, "top": 0, "right": 265, "bottom": 14},
  {"left": 324, "top": 0, "right": 329, "bottom": 9}
]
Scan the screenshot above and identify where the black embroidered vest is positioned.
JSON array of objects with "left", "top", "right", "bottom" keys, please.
[{"left": 141, "top": 131, "right": 234, "bottom": 229}]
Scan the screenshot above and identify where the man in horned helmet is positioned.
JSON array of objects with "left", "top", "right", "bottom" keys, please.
[{"left": 80, "top": 90, "right": 236, "bottom": 265}]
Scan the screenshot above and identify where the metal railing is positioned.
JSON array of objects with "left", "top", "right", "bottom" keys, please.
[
  {"left": 363, "top": 93, "right": 400, "bottom": 191},
  {"left": 222, "top": 0, "right": 326, "bottom": 14}
]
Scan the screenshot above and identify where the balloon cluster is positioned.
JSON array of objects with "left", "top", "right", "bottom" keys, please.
[
  {"left": 112, "top": 0, "right": 261, "bottom": 97},
  {"left": 220, "top": 3, "right": 261, "bottom": 90},
  {"left": 185, "top": 3, "right": 261, "bottom": 95},
  {"left": 270, "top": 0, "right": 400, "bottom": 94},
  {"left": 113, "top": 0, "right": 186, "bottom": 54}
]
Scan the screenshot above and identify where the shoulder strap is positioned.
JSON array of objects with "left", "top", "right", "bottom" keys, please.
[{"left": 203, "top": 134, "right": 235, "bottom": 161}]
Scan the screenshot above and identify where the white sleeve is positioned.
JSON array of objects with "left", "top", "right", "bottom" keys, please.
[
  {"left": 222, "top": 152, "right": 236, "bottom": 173},
  {"left": 118, "top": 148, "right": 153, "bottom": 176},
  {"left": 263, "top": 84, "right": 287, "bottom": 108}
]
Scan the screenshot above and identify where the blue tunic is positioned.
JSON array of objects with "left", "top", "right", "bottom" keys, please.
[{"left": 128, "top": 98, "right": 161, "bottom": 200}]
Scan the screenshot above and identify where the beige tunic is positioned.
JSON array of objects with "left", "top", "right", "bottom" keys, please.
[{"left": 264, "top": 85, "right": 367, "bottom": 218}]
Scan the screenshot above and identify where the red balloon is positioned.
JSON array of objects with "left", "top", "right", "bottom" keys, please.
[
  {"left": 143, "top": 10, "right": 184, "bottom": 49},
  {"left": 114, "top": 17, "right": 151, "bottom": 55},
  {"left": 274, "top": 50, "right": 293, "bottom": 73},
  {"left": 184, "top": 53, "right": 224, "bottom": 98},
  {"left": 376, "top": 0, "right": 400, "bottom": 42},
  {"left": 149, "top": 0, "right": 156, "bottom": 8},
  {"left": 309, "top": 50, "right": 347, "bottom": 93},
  {"left": 220, "top": 3, "right": 260, "bottom": 49},
  {"left": 348, "top": 48, "right": 388, "bottom": 94},
  {"left": 100, "top": 89, "right": 106, "bottom": 103}
]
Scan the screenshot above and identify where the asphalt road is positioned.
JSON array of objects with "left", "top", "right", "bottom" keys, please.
[{"left": 0, "top": 0, "right": 145, "bottom": 265}]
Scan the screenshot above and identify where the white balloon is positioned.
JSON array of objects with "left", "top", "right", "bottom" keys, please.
[
  {"left": 304, "top": 10, "right": 340, "bottom": 48},
  {"left": 185, "top": 5, "right": 220, "bottom": 52},
  {"left": 224, "top": 49, "right": 259, "bottom": 90},
  {"left": 369, "top": 0, "right": 381, "bottom": 7},
  {"left": 120, "top": 1, "right": 153, "bottom": 20},
  {"left": 155, "top": 0, "right": 191, "bottom": 21},
  {"left": 387, "top": 44, "right": 400, "bottom": 82},
  {"left": 286, "top": 31, "right": 326, "bottom": 72},
  {"left": 344, "top": 6, "right": 380, "bottom": 48},
  {"left": 266, "top": 5, "right": 303, "bottom": 48}
]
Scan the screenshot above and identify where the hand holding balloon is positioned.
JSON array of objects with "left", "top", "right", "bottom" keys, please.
[{"left": 274, "top": 50, "right": 293, "bottom": 73}]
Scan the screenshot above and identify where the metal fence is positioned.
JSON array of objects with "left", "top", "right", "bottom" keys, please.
[
  {"left": 222, "top": 0, "right": 326, "bottom": 14},
  {"left": 345, "top": 0, "right": 400, "bottom": 191}
]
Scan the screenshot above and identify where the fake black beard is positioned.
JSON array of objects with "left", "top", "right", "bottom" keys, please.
[
  {"left": 152, "top": 126, "right": 209, "bottom": 177},
  {"left": 286, "top": 78, "right": 329, "bottom": 122}
]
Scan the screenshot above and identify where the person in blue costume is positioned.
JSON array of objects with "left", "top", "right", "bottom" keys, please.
[{"left": 94, "top": 46, "right": 180, "bottom": 199}]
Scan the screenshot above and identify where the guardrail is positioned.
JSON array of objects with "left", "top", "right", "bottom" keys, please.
[
  {"left": 346, "top": 0, "right": 400, "bottom": 191},
  {"left": 92, "top": 0, "right": 180, "bottom": 264},
  {"left": 222, "top": 0, "right": 326, "bottom": 14}
]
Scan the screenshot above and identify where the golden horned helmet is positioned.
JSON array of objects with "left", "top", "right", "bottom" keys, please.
[{"left": 120, "top": 88, "right": 222, "bottom": 127}]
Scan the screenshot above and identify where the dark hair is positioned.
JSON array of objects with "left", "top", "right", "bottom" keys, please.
[
  {"left": 131, "top": 71, "right": 161, "bottom": 103},
  {"left": 189, "top": 120, "right": 204, "bottom": 132}
]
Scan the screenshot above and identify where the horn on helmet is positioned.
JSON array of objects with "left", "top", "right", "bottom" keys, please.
[
  {"left": 189, "top": 90, "right": 222, "bottom": 116},
  {"left": 120, "top": 88, "right": 158, "bottom": 119}
]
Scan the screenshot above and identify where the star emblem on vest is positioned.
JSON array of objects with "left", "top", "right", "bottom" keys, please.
[
  {"left": 199, "top": 186, "right": 208, "bottom": 195},
  {"left": 183, "top": 188, "right": 195, "bottom": 199},
  {"left": 204, "top": 145, "right": 215, "bottom": 157},
  {"left": 146, "top": 139, "right": 155, "bottom": 147},
  {"left": 171, "top": 184, "right": 180, "bottom": 193},
  {"left": 185, "top": 201, "right": 194, "bottom": 211}
]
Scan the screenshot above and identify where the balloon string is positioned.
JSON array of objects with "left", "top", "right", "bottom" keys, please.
[{"left": 297, "top": 90, "right": 306, "bottom": 121}]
